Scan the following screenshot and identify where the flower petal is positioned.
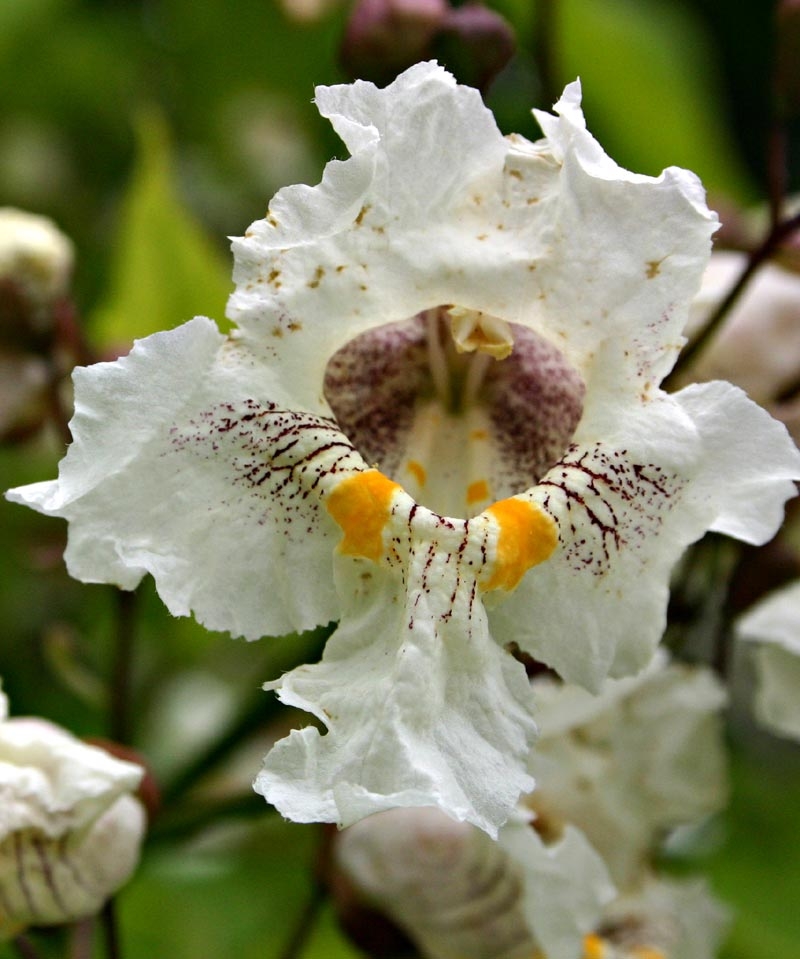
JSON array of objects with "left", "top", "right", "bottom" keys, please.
[
  {"left": 489, "top": 383, "right": 800, "bottom": 688},
  {"left": 499, "top": 816, "right": 615, "bottom": 959},
  {"left": 736, "top": 580, "right": 800, "bottom": 741},
  {"left": 229, "top": 68, "right": 716, "bottom": 412},
  {"left": 256, "top": 550, "right": 538, "bottom": 836},
  {"left": 6, "top": 317, "right": 369, "bottom": 638}
]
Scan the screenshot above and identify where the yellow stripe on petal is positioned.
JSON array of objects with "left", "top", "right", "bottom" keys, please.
[
  {"left": 481, "top": 497, "right": 558, "bottom": 592},
  {"left": 326, "top": 470, "right": 402, "bottom": 562},
  {"left": 407, "top": 459, "right": 427, "bottom": 486},
  {"left": 467, "top": 479, "right": 490, "bottom": 505}
]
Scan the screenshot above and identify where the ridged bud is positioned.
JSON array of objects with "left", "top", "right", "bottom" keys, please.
[{"left": 0, "top": 689, "right": 146, "bottom": 939}]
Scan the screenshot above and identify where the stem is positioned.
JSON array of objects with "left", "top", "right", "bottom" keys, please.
[
  {"left": 109, "top": 588, "right": 138, "bottom": 745},
  {"left": 665, "top": 210, "right": 800, "bottom": 389},
  {"left": 12, "top": 936, "right": 43, "bottom": 959},
  {"left": 69, "top": 919, "right": 95, "bottom": 959},
  {"left": 276, "top": 881, "right": 327, "bottom": 959},
  {"left": 101, "top": 900, "right": 121, "bottom": 959},
  {"left": 161, "top": 691, "right": 283, "bottom": 805},
  {"left": 149, "top": 793, "right": 269, "bottom": 844}
]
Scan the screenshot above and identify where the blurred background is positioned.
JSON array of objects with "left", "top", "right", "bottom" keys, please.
[{"left": 1, "top": 0, "right": 799, "bottom": 956}]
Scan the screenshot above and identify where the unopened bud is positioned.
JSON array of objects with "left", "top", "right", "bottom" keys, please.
[
  {"left": 0, "top": 209, "right": 73, "bottom": 334},
  {"left": 340, "top": 0, "right": 447, "bottom": 84},
  {"left": 433, "top": 2, "right": 516, "bottom": 93},
  {"left": 0, "top": 686, "right": 146, "bottom": 939}
]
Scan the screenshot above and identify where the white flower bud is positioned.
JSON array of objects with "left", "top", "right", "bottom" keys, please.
[
  {"left": 0, "top": 207, "right": 73, "bottom": 319},
  {"left": 0, "top": 689, "right": 146, "bottom": 939}
]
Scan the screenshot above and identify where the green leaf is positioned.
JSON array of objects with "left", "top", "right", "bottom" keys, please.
[
  {"left": 90, "top": 108, "right": 231, "bottom": 348},
  {"left": 557, "top": 0, "right": 757, "bottom": 203}
]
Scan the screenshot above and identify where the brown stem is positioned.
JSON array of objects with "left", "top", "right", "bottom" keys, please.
[
  {"left": 665, "top": 209, "right": 800, "bottom": 389},
  {"left": 101, "top": 900, "right": 121, "bottom": 959},
  {"left": 109, "top": 588, "right": 138, "bottom": 746},
  {"left": 12, "top": 935, "right": 43, "bottom": 959},
  {"left": 276, "top": 880, "right": 327, "bottom": 959}
]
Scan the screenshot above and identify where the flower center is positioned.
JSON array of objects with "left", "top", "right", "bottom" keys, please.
[{"left": 323, "top": 306, "right": 585, "bottom": 517}]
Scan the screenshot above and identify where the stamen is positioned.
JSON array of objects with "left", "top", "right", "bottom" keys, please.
[
  {"left": 461, "top": 350, "right": 493, "bottom": 408},
  {"left": 424, "top": 308, "right": 451, "bottom": 405},
  {"left": 447, "top": 306, "right": 514, "bottom": 359}
]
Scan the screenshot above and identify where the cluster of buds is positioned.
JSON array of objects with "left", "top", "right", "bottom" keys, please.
[
  {"left": 328, "top": 654, "right": 730, "bottom": 959},
  {"left": 0, "top": 684, "right": 147, "bottom": 940},
  {"left": 339, "top": 0, "right": 515, "bottom": 90}
]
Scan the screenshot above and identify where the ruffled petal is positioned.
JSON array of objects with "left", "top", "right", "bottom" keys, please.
[
  {"left": 489, "top": 383, "right": 800, "bottom": 688},
  {"left": 256, "top": 550, "right": 538, "bottom": 837},
  {"left": 229, "top": 67, "right": 716, "bottom": 412},
  {"left": 7, "top": 317, "right": 369, "bottom": 638}
]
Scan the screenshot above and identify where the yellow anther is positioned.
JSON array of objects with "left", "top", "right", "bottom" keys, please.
[
  {"left": 630, "top": 949, "right": 666, "bottom": 959},
  {"left": 481, "top": 497, "right": 558, "bottom": 592},
  {"left": 326, "top": 470, "right": 401, "bottom": 562},
  {"left": 448, "top": 306, "right": 514, "bottom": 359}
]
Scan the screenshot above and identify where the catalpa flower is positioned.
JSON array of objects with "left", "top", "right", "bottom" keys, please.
[{"left": 7, "top": 63, "right": 800, "bottom": 835}]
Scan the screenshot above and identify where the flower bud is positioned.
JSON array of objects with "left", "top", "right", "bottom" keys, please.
[
  {"left": 433, "top": 3, "right": 516, "bottom": 92},
  {"left": 0, "top": 208, "right": 74, "bottom": 341},
  {"left": 0, "top": 687, "right": 146, "bottom": 939},
  {"left": 340, "top": 0, "right": 448, "bottom": 84}
]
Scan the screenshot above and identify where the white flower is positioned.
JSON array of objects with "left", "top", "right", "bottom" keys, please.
[
  {"left": 334, "top": 806, "right": 614, "bottom": 959},
  {"left": 597, "top": 875, "right": 730, "bottom": 959},
  {"left": 525, "top": 654, "right": 728, "bottom": 888},
  {"left": 736, "top": 580, "right": 800, "bottom": 740},
  {"left": 6, "top": 63, "right": 800, "bottom": 834},
  {"left": 0, "top": 686, "right": 146, "bottom": 938},
  {"left": 0, "top": 207, "right": 73, "bottom": 312}
]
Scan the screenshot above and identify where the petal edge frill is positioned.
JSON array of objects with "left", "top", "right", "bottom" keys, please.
[
  {"left": 256, "top": 554, "right": 538, "bottom": 837},
  {"left": 6, "top": 318, "right": 369, "bottom": 639}
]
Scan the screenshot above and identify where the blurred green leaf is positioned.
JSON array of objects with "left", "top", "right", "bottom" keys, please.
[
  {"left": 557, "top": 0, "right": 756, "bottom": 203},
  {"left": 90, "top": 108, "right": 231, "bottom": 348},
  {"left": 119, "top": 818, "right": 362, "bottom": 959},
  {"left": 708, "top": 747, "right": 800, "bottom": 958}
]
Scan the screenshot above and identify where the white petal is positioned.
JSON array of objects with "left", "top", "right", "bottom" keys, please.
[
  {"left": 675, "top": 380, "right": 800, "bottom": 544},
  {"left": 499, "top": 815, "right": 615, "bottom": 959},
  {"left": 736, "top": 580, "right": 800, "bottom": 740},
  {"left": 230, "top": 69, "right": 716, "bottom": 408},
  {"left": 489, "top": 383, "right": 800, "bottom": 688},
  {"left": 526, "top": 658, "right": 728, "bottom": 889},
  {"left": 0, "top": 795, "right": 145, "bottom": 935},
  {"left": 256, "top": 551, "right": 537, "bottom": 837},
  {"left": 0, "top": 718, "right": 142, "bottom": 839},
  {"left": 7, "top": 317, "right": 369, "bottom": 638}
]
